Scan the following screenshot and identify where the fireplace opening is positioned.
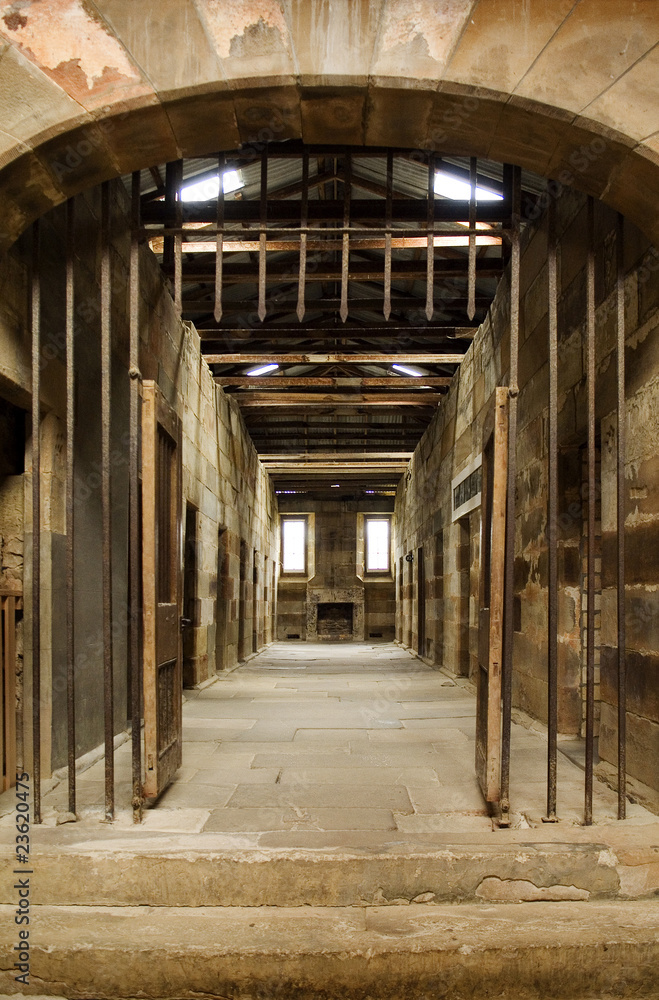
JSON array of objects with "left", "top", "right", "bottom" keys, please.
[{"left": 317, "top": 602, "right": 354, "bottom": 640}]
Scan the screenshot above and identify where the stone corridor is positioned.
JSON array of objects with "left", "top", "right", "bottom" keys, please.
[{"left": 28, "top": 642, "right": 653, "bottom": 837}]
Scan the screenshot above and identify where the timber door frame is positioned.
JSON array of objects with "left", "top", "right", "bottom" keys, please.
[
  {"left": 475, "top": 387, "right": 508, "bottom": 807},
  {"left": 141, "top": 380, "right": 183, "bottom": 800}
]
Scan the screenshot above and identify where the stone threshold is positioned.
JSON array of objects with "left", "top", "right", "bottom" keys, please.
[
  {"left": 1, "top": 900, "right": 658, "bottom": 1000},
  {"left": 2, "top": 821, "right": 658, "bottom": 907}
]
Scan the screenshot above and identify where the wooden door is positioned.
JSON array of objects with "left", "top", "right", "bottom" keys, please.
[
  {"left": 142, "top": 381, "right": 183, "bottom": 799},
  {"left": 476, "top": 387, "right": 508, "bottom": 804}
]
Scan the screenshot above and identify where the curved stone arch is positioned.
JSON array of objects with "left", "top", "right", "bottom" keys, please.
[{"left": 0, "top": 0, "right": 657, "bottom": 247}]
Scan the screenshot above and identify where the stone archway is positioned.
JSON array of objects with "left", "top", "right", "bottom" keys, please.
[{"left": 0, "top": 0, "right": 657, "bottom": 249}]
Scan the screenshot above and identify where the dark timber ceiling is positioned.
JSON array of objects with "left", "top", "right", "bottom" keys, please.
[{"left": 134, "top": 142, "right": 539, "bottom": 498}]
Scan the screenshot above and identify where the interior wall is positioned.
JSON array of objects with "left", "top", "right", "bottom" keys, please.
[
  {"left": 277, "top": 499, "right": 395, "bottom": 642},
  {"left": 395, "top": 187, "right": 659, "bottom": 807}
]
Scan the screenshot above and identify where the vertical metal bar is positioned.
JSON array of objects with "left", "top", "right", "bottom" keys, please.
[
  {"left": 214, "top": 155, "right": 225, "bottom": 324},
  {"left": 65, "top": 199, "right": 76, "bottom": 818},
  {"left": 163, "top": 162, "right": 176, "bottom": 273},
  {"left": 468, "top": 157, "right": 477, "bottom": 321},
  {"left": 30, "top": 221, "right": 41, "bottom": 824},
  {"left": 546, "top": 189, "right": 559, "bottom": 822},
  {"left": 4, "top": 596, "right": 17, "bottom": 791},
  {"left": 129, "top": 171, "right": 142, "bottom": 823},
  {"left": 616, "top": 212, "right": 627, "bottom": 820},
  {"left": 426, "top": 153, "right": 435, "bottom": 322},
  {"left": 340, "top": 150, "right": 351, "bottom": 323},
  {"left": 258, "top": 150, "right": 267, "bottom": 323},
  {"left": 384, "top": 150, "right": 393, "bottom": 322},
  {"left": 500, "top": 164, "right": 521, "bottom": 828},
  {"left": 101, "top": 182, "right": 114, "bottom": 822},
  {"left": 584, "top": 196, "right": 596, "bottom": 826},
  {"left": 297, "top": 149, "right": 309, "bottom": 323},
  {"left": 174, "top": 160, "right": 182, "bottom": 317}
]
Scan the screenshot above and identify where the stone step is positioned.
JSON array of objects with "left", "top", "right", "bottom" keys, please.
[
  {"left": 4, "top": 826, "right": 659, "bottom": 907},
  {"left": 1, "top": 900, "right": 659, "bottom": 999}
]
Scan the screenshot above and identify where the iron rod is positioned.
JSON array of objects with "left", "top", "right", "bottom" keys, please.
[
  {"left": 500, "top": 165, "right": 521, "bottom": 827},
  {"left": 65, "top": 199, "right": 76, "bottom": 818},
  {"left": 426, "top": 154, "right": 435, "bottom": 321},
  {"left": 214, "top": 154, "right": 225, "bottom": 324},
  {"left": 468, "top": 157, "right": 477, "bottom": 321},
  {"left": 30, "top": 221, "right": 41, "bottom": 824},
  {"left": 616, "top": 212, "right": 627, "bottom": 819},
  {"left": 101, "top": 182, "right": 114, "bottom": 822},
  {"left": 258, "top": 152, "right": 267, "bottom": 322},
  {"left": 384, "top": 150, "right": 393, "bottom": 321},
  {"left": 340, "top": 151, "right": 351, "bottom": 323},
  {"left": 546, "top": 190, "right": 559, "bottom": 822},
  {"left": 585, "top": 196, "right": 596, "bottom": 825},
  {"left": 130, "top": 171, "right": 142, "bottom": 823},
  {"left": 174, "top": 161, "right": 182, "bottom": 316},
  {"left": 297, "top": 150, "right": 308, "bottom": 323}
]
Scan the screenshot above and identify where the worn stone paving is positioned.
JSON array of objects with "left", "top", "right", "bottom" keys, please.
[{"left": 25, "top": 641, "right": 654, "bottom": 839}]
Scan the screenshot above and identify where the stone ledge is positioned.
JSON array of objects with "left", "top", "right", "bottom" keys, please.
[
  {"left": 1, "top": 901, "right": 658, "bottom": 1000},
  {"left": 2, "top": 835, "right": 653, "bottom": 907}
]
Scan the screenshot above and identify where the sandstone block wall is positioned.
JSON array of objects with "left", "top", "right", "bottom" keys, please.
[{"left": 395, "top": 188, "right": 659, "bottom": 805}]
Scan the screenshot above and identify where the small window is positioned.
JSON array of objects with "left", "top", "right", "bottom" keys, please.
[
  {"left": 281, "top": 518, "right": 307, "bottom": 573},
  {"left": 365, "top": 518, "right": 390, "bottom": 573}
]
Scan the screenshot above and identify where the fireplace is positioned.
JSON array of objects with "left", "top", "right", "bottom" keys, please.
[
  {"left": 306, "top": 587, "right": 365, "bottom": 641},
  {"left": 317, "top": 602, "right": 354, "bottom": 640}
]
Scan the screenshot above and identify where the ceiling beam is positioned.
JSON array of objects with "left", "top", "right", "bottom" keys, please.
[
  {"left": 265, "top": 463, "right": 409, "bottom": 470},
  {"left": 260, "top": 452, "right": 413, "bottom": 460},
  {"left": 248, "top": 424, "right": 425, "bottom": 438},
  {"left": 205, "top": 353, "right": 463, "bottom": 364},
  {"left": 191, "top": 298, "right": 486, "bottom": 318},
  {"left": 243, "top": 420, "right": 426, "bottom": 431},
  {"left": 155, "top": 235, "right": 502, "bottom": 254},
  {"left": 169, "top": 260, "right": 501, "bottom": 283},
  {"left": 142, "top": 198, "right": 510, "bottom": 226},
  {"left": 232, "top": 392, "right": 443, "bottom": 407},
  {"left": 197, "top": 325, "right": 476, "bottom": 339},
  {"left": 216, "top": 377, "right": 452, "bottom": 388}
]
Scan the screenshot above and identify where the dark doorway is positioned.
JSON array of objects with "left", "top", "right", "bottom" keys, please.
[
  {"left": 215, "top": 527, "right": 229, "bottom": 671},
  {"left": 417, "top": 545, "right": 426, "bottom": 657},
  {"left": 238, "top": 539, "right": 248, "bottom": 661},
  {"left": 182, "top": 504, "right": 198, "bottom": 687}
]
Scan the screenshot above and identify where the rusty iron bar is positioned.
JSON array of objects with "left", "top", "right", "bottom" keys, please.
[
  {"left": 546, "top": 190, "right": 559, "bottom": 822},
  {"left": 30, "top": 221, "right": 41, "bottom": 824},
  {"left": 384, "top": 150, "right": 393, "bottom": 321},
  {"left": 258, "top": 151, "right": 267, "bottom": 322},
  {"left": 468, "top": 157, "right": 477, "bottom": 321},
  {"left": 65, "top": 198, "right": 76, "bottom": 818},
  {"left": 426, "top": 153, "right": 435, "bottom": 321},
  {"left": 130, "top": 171, "right": 143, "bottom": 823},
  {"left": 174, "top": 160, "right": 183, "bottom": 316},
  {"left": 100, "top": 182, "right": 115, "bottom": 822},
  {"left": 500, "top": 165, "right": 521, "bottom": 828},
  {"left": 163, "top": 162, "right": 177, "bottom": 273},
  {"left": 340, "top": 150, "right": 352, "bottom": 323},
  {"left": 297, "top": 149, "right": 309, "bottom": 323},
  {"left": 616, "top": 212, "right": 627, "bottom": 820},
  {"left": 214, "top": 154, "right": 225, "bottom": 323},
  {"left": 584, "top": 196, "right": 597, "bottom": 826}
]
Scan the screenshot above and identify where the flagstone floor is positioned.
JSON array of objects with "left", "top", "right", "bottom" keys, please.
[{"left": 29, "top": 641, "right": 654, "bottom": 840}]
